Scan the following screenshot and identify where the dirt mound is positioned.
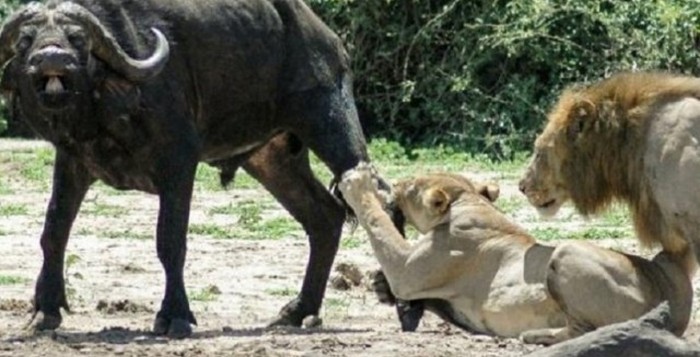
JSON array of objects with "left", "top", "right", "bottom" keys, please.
[
  {"left": 0, "top": 299, "right": 31, "bottom": 315},
  {"left": 96, "top": 299, "right": 153, "bottom": 314}
]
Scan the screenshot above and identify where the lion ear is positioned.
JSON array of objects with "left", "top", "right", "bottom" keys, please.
[
  {"left": 476, "top": 183, "right": 500, "bottom": 202},
  {"left": 567, "top": 99, "right": 596, "bottom": 140},
  {"left": 424, "top": 188, "right": 450, "bottom": 215}
]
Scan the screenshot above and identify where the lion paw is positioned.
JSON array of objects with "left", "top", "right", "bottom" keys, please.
[{"left": 339, "top": 163, "right": 382, "bottom": 211}]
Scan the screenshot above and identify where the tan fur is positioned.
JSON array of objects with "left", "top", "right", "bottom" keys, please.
[
  {"left": 519, "top": 71, "right": 700, "bottom": 258},
  {"left": 340, "top": 165, "right": 693, "bottom": 344}
]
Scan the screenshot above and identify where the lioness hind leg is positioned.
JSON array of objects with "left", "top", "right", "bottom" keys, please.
[{"left": 546, "top": 242, "right": 656, "bottom": 333}]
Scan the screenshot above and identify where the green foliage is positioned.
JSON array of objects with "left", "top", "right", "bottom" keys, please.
[
  {"left": 1, "top": 1, "right": 699, "bottom": 160},
  {"left": 310, "top": 0, "right": 700, "bottom": 158}
]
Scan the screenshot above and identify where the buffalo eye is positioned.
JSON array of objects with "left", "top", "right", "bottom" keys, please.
[
  {"left": 67, "top": 31, "right": 87, "bottom": 50},
  {"left": 15, "top": 33, "right": 34, "bottom": 52}
]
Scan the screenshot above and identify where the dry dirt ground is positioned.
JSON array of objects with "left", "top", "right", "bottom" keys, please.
[{"left": 1, "top": 139, "right": 700, "bottom": 356}]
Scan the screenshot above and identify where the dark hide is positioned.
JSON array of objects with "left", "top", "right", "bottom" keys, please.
[{"left": 0, "top": 0, "right": 379, "bottom": 338}]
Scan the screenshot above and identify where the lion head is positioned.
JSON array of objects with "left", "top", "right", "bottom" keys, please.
[
  {"left": 518, "top": 73, "right": 658, "bottom": 218},
  {"left": 518, "top": 72, "right": 700, "bottom": 252},
  {"left": 393, "top": 173, "right": 499, "bottom": 233}
]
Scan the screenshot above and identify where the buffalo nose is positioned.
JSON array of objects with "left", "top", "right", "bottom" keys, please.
[{"left": 28, "top": 46, "right": 75, "bottom": 72}]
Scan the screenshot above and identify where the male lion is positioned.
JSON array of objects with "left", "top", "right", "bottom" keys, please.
[
  {"left": 339, "top": 166, "right": 693, "bottom": 344},
  {"left": 518, "top": 72, "right": 700, "bottom": 268}
]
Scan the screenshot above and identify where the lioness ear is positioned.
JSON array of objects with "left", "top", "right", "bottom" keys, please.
[
  {"left": 476, "top": 183, "right": 500, "bottom": 202},
  {"left": 567, "top": 99, "right": 596, "bottom": 140},
  {"left": 424, "top": 188, "right": 450, "bottom": 215}
]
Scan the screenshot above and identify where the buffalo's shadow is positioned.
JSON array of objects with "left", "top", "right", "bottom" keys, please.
[{"left": 3, "top": 325, "right": 373, "bottom": 346}]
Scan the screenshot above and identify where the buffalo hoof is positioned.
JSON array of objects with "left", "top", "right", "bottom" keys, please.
[
  {"left": 153, "top": 316, "right": 192, "bottom": 339},
  {"left": 27, "top": 311, "right": 62, "bottom": 331},
  {"left": 267, "top": 314, "right": 301, "bottom": 327},
  {"left": 267, "top": 298, "right": 307, "bottom": 327}
]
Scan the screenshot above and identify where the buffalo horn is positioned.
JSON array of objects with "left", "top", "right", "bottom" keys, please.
[
  {"left": 56, "top": 2, "right": 169, "bottom": 82},
  {"left": 0, "top": 2, "right": 44, "bottom": 68}
]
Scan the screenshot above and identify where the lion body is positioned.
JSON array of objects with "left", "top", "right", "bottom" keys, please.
[{"left": 339, "top": 169, "right": 693, "bottom": 344}]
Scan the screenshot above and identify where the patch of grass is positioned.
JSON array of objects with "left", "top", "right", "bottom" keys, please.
[
  {"left": 0, "top": 179, "right": 12, "bottom": 195},
  {"left": 324, "top": 297, "right": 350, "bottom": 310},
  {"left": 250, "top": 217, "right": 299, "bottom": 240},
  {"left": 81, "top": 202, "right": 128, "bottom": 217},
  {"left": 0, "top": 275, "right": 30, "bottom": 285},
  {"left": 208, "top": 203, "right": 239, "bottom": 216},
  {"left": 237, "top": 202, "right": 263, "bottom": 227},
  {"left": 341, "top": 234, "right": 363, "bottom": 249},
  {"left": 531, "top": 227, "right": 631, "bottom": 241},
  {"left": 495, "top": 197, "right": 525, "bottom": 215},
  {"left": 65, "top": 253, "right": 83, "bottom": 302},
  {"left": 530, "top": 227, "right": 566, "bottom": 241},
  {"left": 577, "top": 228, "right": 632, "bottom": 240},
  {"left": 190, "top": 285, "right": 222, "bottom": 302},
  {"left": 188, "top": 224, "right": 231, "bottom": 239},
  {"left": 600, "top": 205, "right": 632, "bottom": 226},
  {"left": 0, "top": 203, "right": 28, "bottom": 216},
  {"left": 17, "top": 147, "right": 54, "bottom": 184},
  {"left": 195, "top": 164, "right": 261, "bottom": 191},
  {"left": 190, "top": 215, "right": 299, "bottom": 241},
  {"left": 266, "top": 287, "right": 296, "bottom": 297},
  {"left": 102, "top": 229, "right": 151, "bottom": 240}
]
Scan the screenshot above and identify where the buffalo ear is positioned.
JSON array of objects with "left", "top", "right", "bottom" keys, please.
[
  {"left": 424, "top": 188, "right": 450, "bottom": 215},
  {"left": 476, "top": 183, "right": 500, "bottom": 202},
  {"left": 567, "top": 99, "right": 596, "bottom": 140},
  {"left": 1, "top": 60, "right": 17, "bottom": 93},
  {"left": 97, "top": 75, "right": 140, "bottom": 111}
]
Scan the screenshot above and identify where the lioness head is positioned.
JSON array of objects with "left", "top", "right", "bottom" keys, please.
[{"left": 394, "top": 173, "right": 499, "bottom": 233}]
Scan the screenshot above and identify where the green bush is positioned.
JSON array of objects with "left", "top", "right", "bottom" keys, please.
[
  {"left": 309, "top": 0, "right": 700, "bottom": 158},
  {"left": 1, "top": 1, "right": 699, "bottom": 160}
]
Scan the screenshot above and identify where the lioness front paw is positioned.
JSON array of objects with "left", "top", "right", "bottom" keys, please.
[{"left": 339, "top": 163, "right": 381, "bottom": 211}]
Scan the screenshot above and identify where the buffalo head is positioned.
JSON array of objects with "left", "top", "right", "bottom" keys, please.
[{"left": 0, "top": 1, "right": 169, "bottom": 112}]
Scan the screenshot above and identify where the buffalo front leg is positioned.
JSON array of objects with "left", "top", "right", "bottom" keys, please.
[
  {"left": 152, "top": 158, "right": 198, "bottom": 338},
  {"left": 31, "top": 150, "right": 94, "bottom": 330},
  {"left": 243, "top": 133, "right": 347, "bottom": 327}
]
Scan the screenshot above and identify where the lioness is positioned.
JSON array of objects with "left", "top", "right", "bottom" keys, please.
[{"left": 339, "top": 166, "right": 692, "bottom": 344}]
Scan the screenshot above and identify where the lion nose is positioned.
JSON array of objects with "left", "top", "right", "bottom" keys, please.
[
  {"left": 28, "top": 46, "right": 76, "bottom": 73},
  {"left": 518, "top": 179, "right": 528, "bottom": 194}
]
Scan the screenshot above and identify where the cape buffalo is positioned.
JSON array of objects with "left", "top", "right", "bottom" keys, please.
[{"left": 0, "top": 0, "right": 386, "bottom": 338}]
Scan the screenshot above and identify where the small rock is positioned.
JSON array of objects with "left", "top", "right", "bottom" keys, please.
[
  {"left": 330, "top": 275, "right": 351, "bottom": 291},
  {"left": 335, "top": 262, "right": 363, "bottom": 286},
  {"left": 302, "top": 315, "right": 322, "bottom": 328}
]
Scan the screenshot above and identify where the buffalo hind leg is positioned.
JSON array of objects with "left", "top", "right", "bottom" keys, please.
[
  {"left": 31, "top": 150, "right": 94, "bottom": 330},
  {"left": 243, "top": 133, "right": 347, "bottom": 326}
]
